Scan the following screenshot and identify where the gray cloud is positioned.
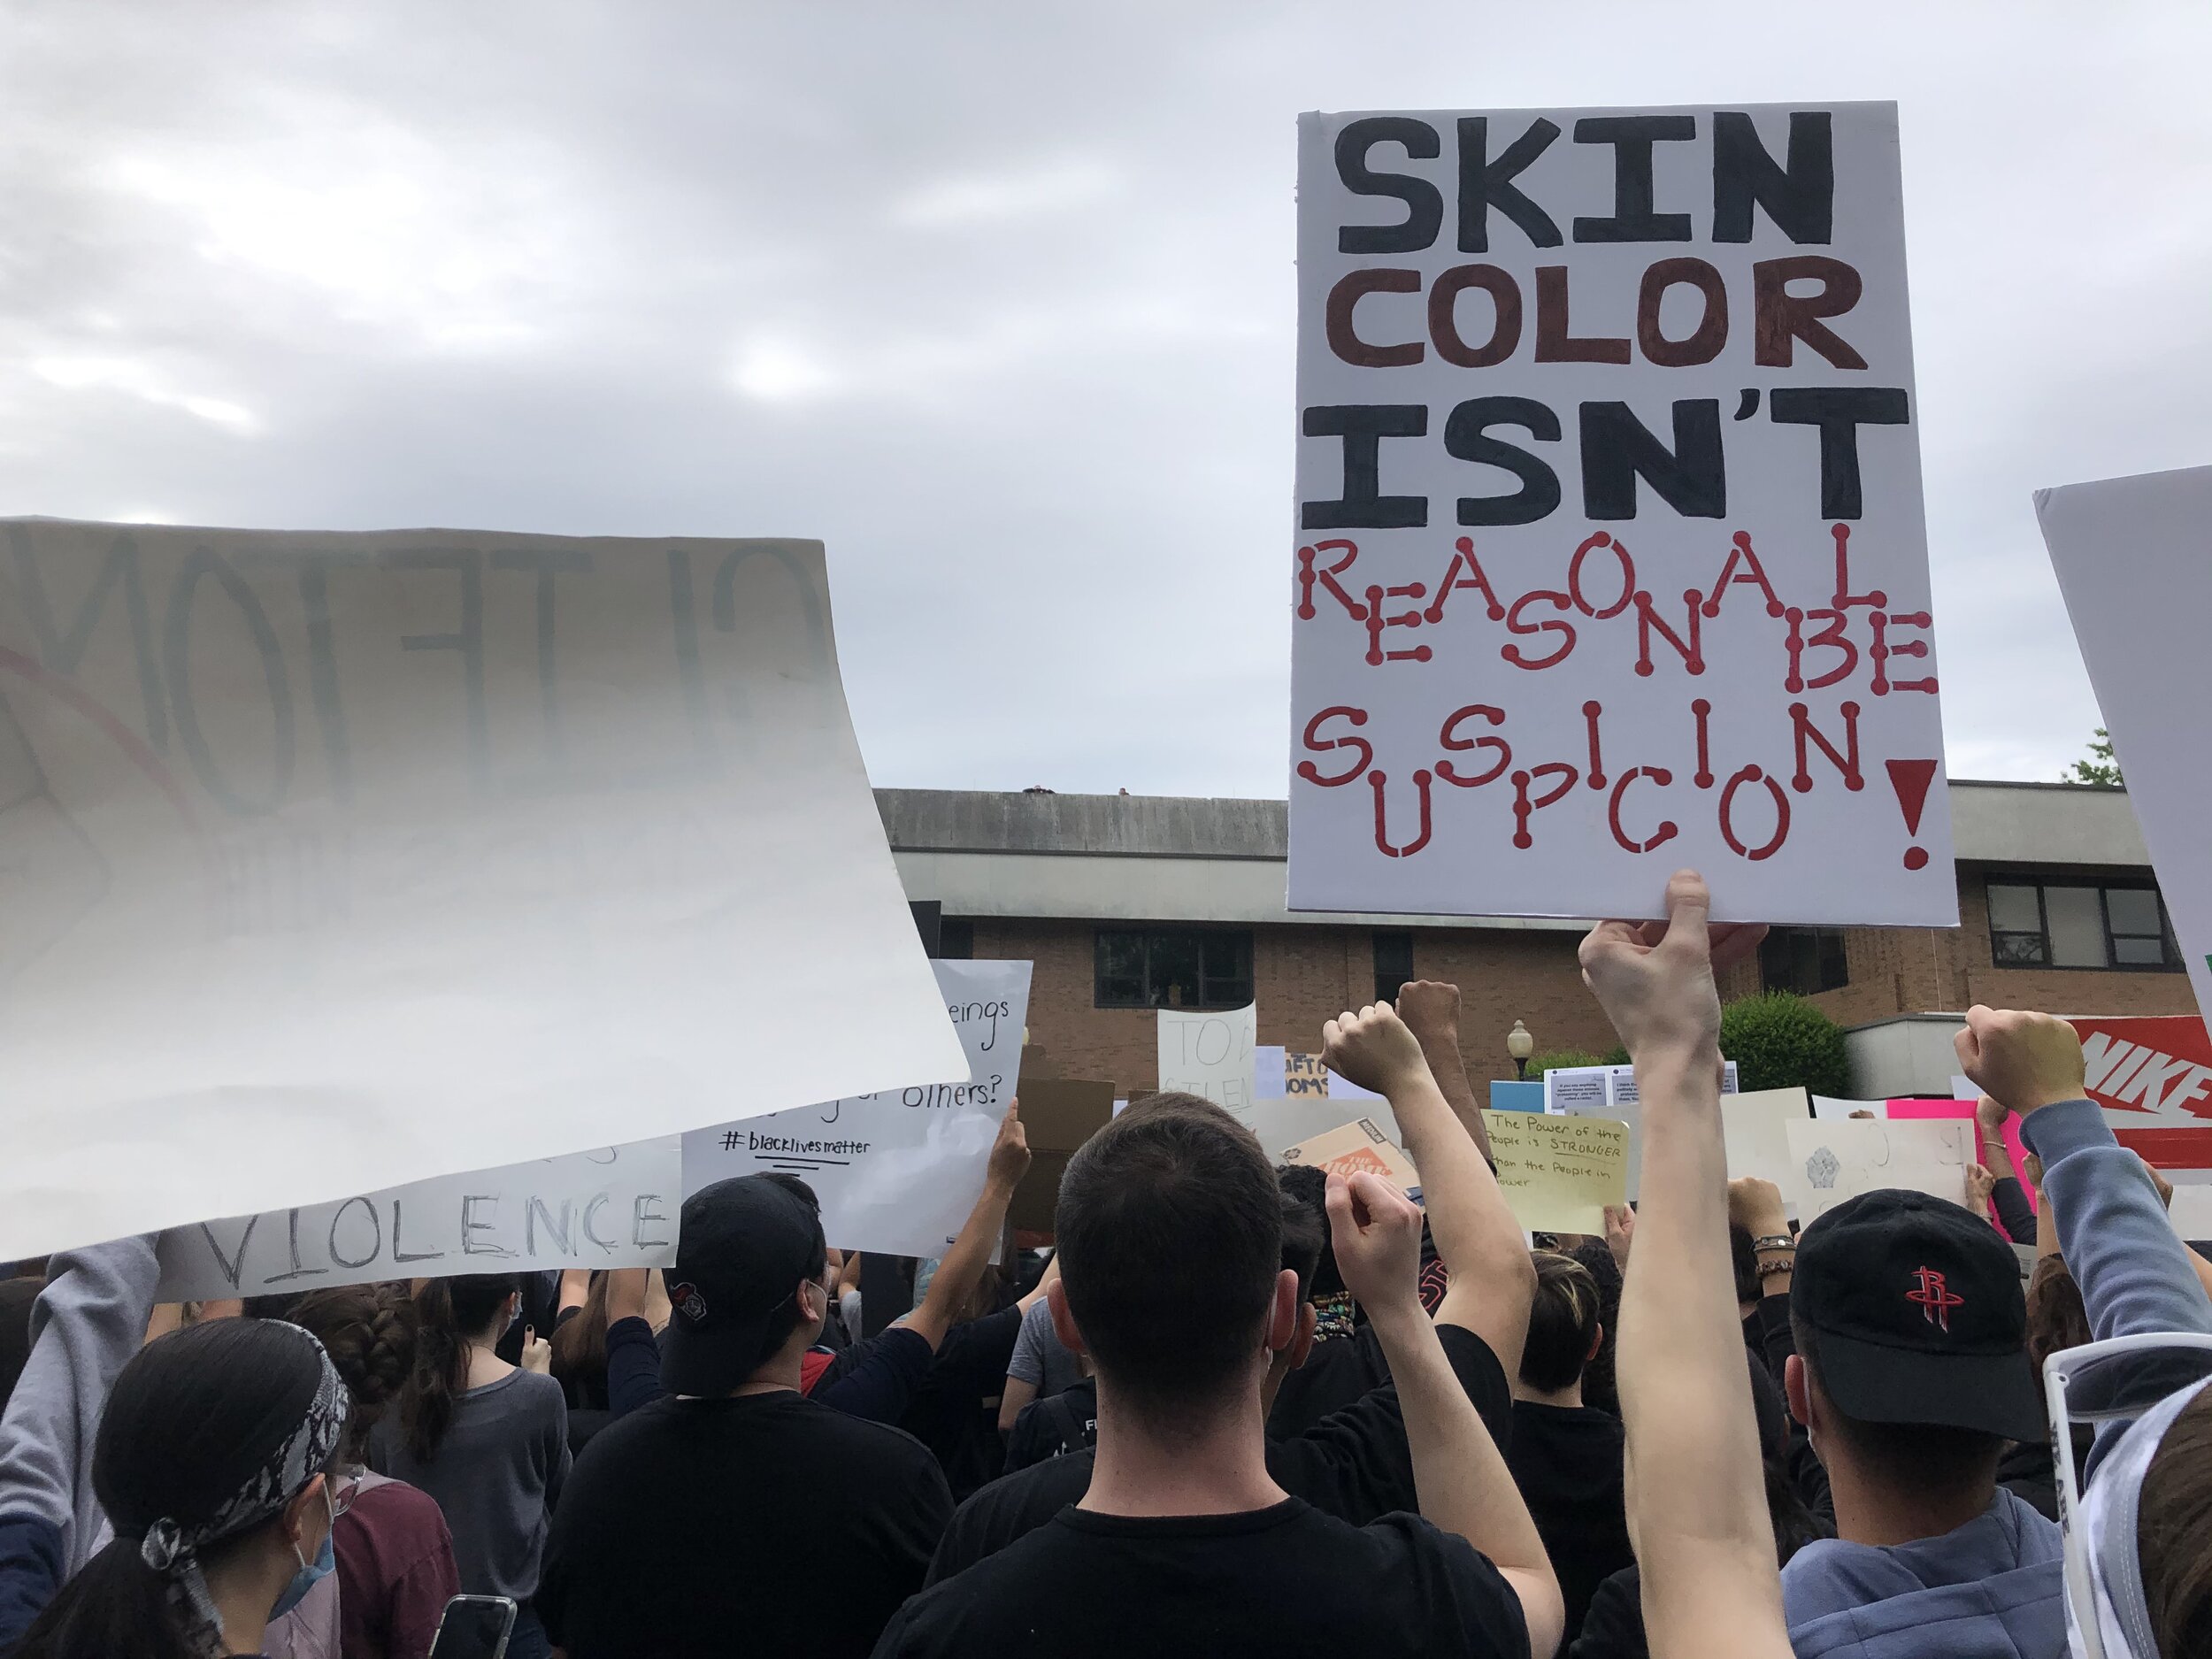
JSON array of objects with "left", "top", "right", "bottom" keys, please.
[{"left": 3, "top": 0, "right": 2204, "bottom": 794}]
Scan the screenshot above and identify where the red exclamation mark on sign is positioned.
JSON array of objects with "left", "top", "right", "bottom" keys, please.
[{"left": 1886, "top": 758, "right": 1938, "bottom": 871}]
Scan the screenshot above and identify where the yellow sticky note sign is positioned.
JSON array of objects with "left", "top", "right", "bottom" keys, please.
[{"left": 1480, "top": 1110, "right": 1631, "bottom": 1234}]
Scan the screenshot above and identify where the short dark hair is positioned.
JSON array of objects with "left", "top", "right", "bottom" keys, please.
[
  {"left": 1793, "top": 1317, "right": 2004, "bottom": 1490},
  {"left": 1056, "top": 1093, "right": 1282, "bottom": 1420},
  {"left": 1520, "top": 1252, "right": 1602, "bottom": 1394}
]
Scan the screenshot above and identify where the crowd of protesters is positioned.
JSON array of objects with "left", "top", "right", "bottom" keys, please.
[{"left": 0, "top": 869, "right": 2207, "bottom": 1658}]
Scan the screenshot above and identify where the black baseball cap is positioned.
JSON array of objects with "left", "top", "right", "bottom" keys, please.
[
  {"left": 1792, "top": 1189, "right": 2043, "bottom": 1442},
  {"left": 661, "top": 1176, "right": 826, "bottom": 1396}
]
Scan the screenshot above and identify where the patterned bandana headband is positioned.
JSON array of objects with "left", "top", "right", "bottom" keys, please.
[{"left": 136, "top": 1325, "right": 349, "bottom": 1656}]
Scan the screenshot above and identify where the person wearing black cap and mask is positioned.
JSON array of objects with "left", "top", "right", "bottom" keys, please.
[
  {"left": 1778, "top": 1188, "right": 2064, "bottom": 1659},
  {"left": 534, "top": 1173, "right": 953, "bottom": 1659}
]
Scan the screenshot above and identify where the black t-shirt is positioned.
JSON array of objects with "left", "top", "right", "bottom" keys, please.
[
  {"left": 1569, "top": 1563, "right": 1647, "bottom": 1659},
  {"left": 536, "top": 1389, "right": 952, "bottom": 1659},
  {"left": 1503, "top": 1400, "right": 1632, "bottom": 1646},
  {"left": 879, "top": 1499, "right": 1531, "bottom": 1659},
  {"left": 928, "top": 1324, "right": 1511, "bottom": 1584}
]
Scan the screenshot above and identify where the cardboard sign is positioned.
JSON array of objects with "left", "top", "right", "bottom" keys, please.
[
  {"left": 1255, "top": 1099, "right": 1406, "bottom": 1164},
  {"left": 0, "top": 522, "right": 967, "bottom": 1259},
  {"left": 1786, "top": 1116, "right": 1971, "bottom": 1222},
  {"left": 1008, "top": 1078, "right": 1117, "bottom": 1234},
  {"left": 1481, "top": 1110, "right": 1630, "bottom": 1233},
  {"left": 2038, "top": 467, "right": 2212, "bottom": 1017},
  {"left": 1257, "top": 1048, "right": 1334, "bottom": 1098},
  {"left": 1279, "top": 1118, "right": 1423, "bottom": 1199},
  {"left": 1158, "top": 1002, "right": 1257, "bottom": 1118},
  {"left": 681, "top": 960, "right": 1033, "bottom": 1258},
  {"left": 1288, "top": 103, "right": 1951, "bottom": 925},
  {"left": 156, "top": 1138, "right": 680, "bottom": 1302}
]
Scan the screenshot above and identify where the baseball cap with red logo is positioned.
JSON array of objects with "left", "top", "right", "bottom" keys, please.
[
  {"left": 1790, "top": 1188, "right": 2043, "bottom": 1442},
  {"left": 662, "top": 1174, "right": 826, "bottom": 1396}
]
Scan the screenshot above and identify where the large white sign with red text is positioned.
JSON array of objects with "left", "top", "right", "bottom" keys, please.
[{"left": 1288, "top": 103, "right": 1954, "bottom": 923}]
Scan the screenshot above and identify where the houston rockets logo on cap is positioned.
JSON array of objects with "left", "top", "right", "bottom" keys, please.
[{"left": 1905, "top": 1264, "right": 1964, "bottom": 1333}]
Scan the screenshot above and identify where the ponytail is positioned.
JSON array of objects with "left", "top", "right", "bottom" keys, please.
[
  {"left": 10, "top": 1536, "right": 198, "bottom": 1659},
  {"left": 398, "top": 1274, "right": 518, "bottom": 1463}
]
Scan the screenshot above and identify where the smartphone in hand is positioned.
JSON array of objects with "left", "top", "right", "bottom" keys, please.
[{"left": 428, "top": 1595, "right": 518, "bottom": 1659}]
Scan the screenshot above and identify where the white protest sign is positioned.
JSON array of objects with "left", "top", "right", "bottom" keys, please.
[
  {"left": 1542, "top": 1061, "right": 1738, "bottom": 1112},
  {"left": 1785, "top": 1116, "right": 1971, "bottom": 1222},
  {"left": 156, "top": 1139, "right": 680, "bottom": 1302},
  {"left": 0, "top": 522, "right": 968, "bottom": 1259},
  {"left": 1554, "top": 1062, "right": 1739, "bottom": 1197},
  {"left": 1158, "top": 1002, "right": 1258, "bottom": 1118},
  {"left": 681, "top": 960, "right": 1032, "bottom": 1259},
  {"left": 2036, "top": 467, "right": 2212, "bottom": 1021},
  {"left": 1721, "top": 1087, "right": 1812, "bottom": 1209},
  {"left": 1288, "top": 103, "right": 1952, "bottom": 925}
]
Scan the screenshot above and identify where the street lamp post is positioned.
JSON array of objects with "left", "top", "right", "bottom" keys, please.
[{"left": 1507, "top": 1019, "right": 1534, "bottom": 1081}]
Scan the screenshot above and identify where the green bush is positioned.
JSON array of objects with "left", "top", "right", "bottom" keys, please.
[
  {"left": 1527, "top": 1048, "right": 1609, "bottom": 1078},
  {"left": 1719, "top": 992, "right": 1850, "bottom": 1097}
]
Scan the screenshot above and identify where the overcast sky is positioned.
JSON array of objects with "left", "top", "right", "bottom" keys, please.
[{"left": 2, "top": 1, "right": 2204, "bottom": 798}]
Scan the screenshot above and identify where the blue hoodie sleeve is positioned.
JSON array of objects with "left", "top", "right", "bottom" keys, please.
[
  {"left": 2021, "top": 1100, "right": 2212, "bottom": 1346},
  {"left": 0, "top": 1236, "right": 161, "bottom": 1648},
  {"left": 2021, "top": 1100, "right": 2212, "bottom": 1483}
]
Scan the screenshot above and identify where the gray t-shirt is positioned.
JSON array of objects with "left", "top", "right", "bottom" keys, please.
[
  {"left": 371, "top": 1367, "right": 570, "bottom": 1601},
  {"left": 1005, "top": 1298, "right": 1082, "bottom": 1397}
]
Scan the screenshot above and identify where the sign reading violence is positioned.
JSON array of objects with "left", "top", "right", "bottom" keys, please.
[
  {"left": 1288, "top": 103, "right": 1954, "bottom": 923},
  {"left": 0, "top": 521, "right": 969, "bottom": 1260}
]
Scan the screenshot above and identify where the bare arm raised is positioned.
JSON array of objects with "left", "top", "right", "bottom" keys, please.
[
  {"left": 1581, "top": 870, "right": 1788, "bottom": 1659},
  {"left": 1324, "top": 1002, "right": 1535, "bottom": 1379},
  {"left": 1329, "top": 1167, "right": 1563, "bottom": 1659}
]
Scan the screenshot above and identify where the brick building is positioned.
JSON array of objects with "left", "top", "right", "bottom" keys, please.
[{"left": 881, "top": 780, "right": 2200, "bottom": 1098}]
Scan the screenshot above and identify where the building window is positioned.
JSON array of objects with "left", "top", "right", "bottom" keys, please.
[
  {"left": 1985, "top": 879, "right": 2178, "bottom": 971},
  {"left": 1373, "top": 931, "right": 1415, "bottom": 1006},
  {"left": 1759, "top": 927, "right": 1849, "bottom": 995},
  {"left": 1094, "top": 928, "right": 1254, "bottom": 1009},
  {"left": 937, "top": 918, "right": 974, "bottom": 960}
]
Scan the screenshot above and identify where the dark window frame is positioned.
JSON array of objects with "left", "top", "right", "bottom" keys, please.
[
  {"left": 1758, "top": 926, "right": 1849, "bottom": 996},
  {"left": 1093, "top": 926, "right": 1256, "bottom": 1010},
  {"left": 1983, "top": 876, "right": 2180, "bottom": 972},
  {"left": 1372, "top": 931, "right": 1415, "bottom": 1007}
]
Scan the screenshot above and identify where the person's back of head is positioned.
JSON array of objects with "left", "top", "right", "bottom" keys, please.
[
  {"left": 1519, "top": 1251, "right": 1602, "bottom": 1399},
  {"left": 401, "top": 1273, "right": 518, "bottom": 1463},
  {"left": 14, "top": 1317, "right": 347, "bottom": 1659},
  {"left": 549, "top": 1271, "right": 612, "bottom": 1405},
  {"left": 288, "top": 1283, "right": 418, "bottom": 1464},
  {"left": 1563, "top": 1239, "right": 1624, "bottom": 1415},
  {"left": 2138, "top": 1388, "right": 2212, "bottom": 1658},
  {"left": 1786, "top": 1190, "right": 2042, "bottom": 1527},
  {"left": 1274, "top": 1164, "right": 1345, "bottom": 1300},
  {"left": 659, "top": 1173, "right": 830, "bottom": 1396},
  {"left": 2025, "top": 1253, "right": 2092, "bottom": 1373},
  {"left": 1056, "top": 1092, "right": 1285, "bottom": 1430}
]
